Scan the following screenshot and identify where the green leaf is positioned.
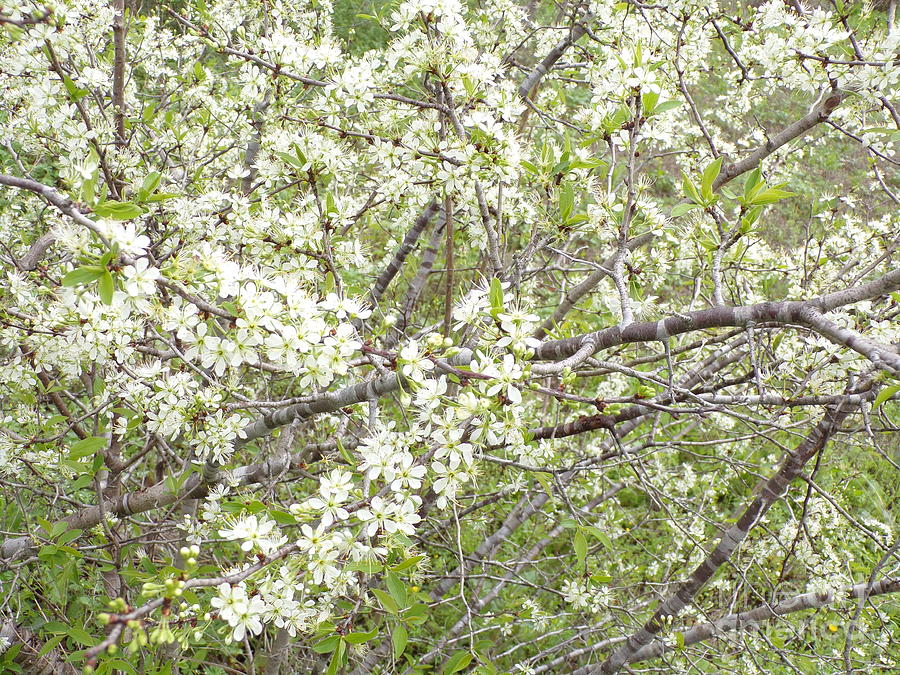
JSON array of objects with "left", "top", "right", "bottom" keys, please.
[
  {"left": 144, "top": 192, "right": 179, "bottom": 203},
  {"left": 137, "top": 171, "right": 162, "bottom": 201},
  {"left": 741, "top": 205, "right": 764, "bottom": 231},
  {"left": 533, "top": 471, "right": 553, "bottom": 496},
  {"left": 442, "top": 650, "right": 473, "bottom": 674},
  {"left": 749, "top": 188, "right": 796, "bottom": 205},
  {"left": 650, "top": 100, "right": 681, "bottom": 116},
  {"left": 743, "top": 167, "right": 762, "bottom": 201},
  {"left": 701, "top": 157, "right": 723, "bottom": 201},
  {"left": 676, "top": 631, "right": 685, "bottom": 649},
  {"left": 681, "top": 171, "right": 702, "bottom": 205},
  {"left": 62, "top": 266, "right": 105, "bottom": 287},
  {"left": 312, "top": 635, "right": 341, "bottom": 654},
  {"left": 50, "top": 521, "right": 69, "bottom": 539},
  {"left": 268, "top": 509, "right": 296, "bottom": 525},
  {"left": 69, "top": 436, "right": 107, "bottom": 459},
  {"left": 346, "top": 559, "right": 382, "bottom": 574},
  {"left": 61, "top": 74, "right": 88, "bottom": 101},
  {"left": 276, "top": 151, "right": 305, "bottom": 170},
  {"left": 66, "top": 626, "right": 97, "bottom": 646},
  {"left": 106, "top": 660, "right": 138, "bottom": 674},
  {"left": 56, "top": 529, "right": 83, "bottom": 546},
  {"left": 245, "top": 500, "right": 267, "bottom": 514},
  {"left": 386, "top": 571, "right": 407, "bottom": 608},
  {"left": 38, "top": 544, "right": 62, "bottom": 564},
  {"left": 670, "top": 203, "right": 700, "bottom": 218},
  {"left": 569, "top": 157, "right": 606, "bottom": 170},
  {"left": 401, "top": 603, "right": 429, "bottom": 625},
  {"left": 565, "top": 213, "right": 590, "bottom": 226},
  {"left": 603, "top": 105, "right": 632, "bottom": 133},
  {"left": 372, "top": 588, "right": 399, "bottom": 614},
  {"left": 326, "top": 643, "right": 343, "bottom": 675},
  {"left": 93, "top": 201, "right": 146, "bottom": 220},
  {"left": 98, "top": 270, "right": 115, "bottom": 305},
  {"left": 37, "top": 634, "right": 64, "bottom": 657},
  {"left": 641, "top": 89, "right": 660, "bottom": 115},
  {"left": 344, "top": 628, "right": 378, "bottom": 644},
  {"left": 586, "top": 526, "right": 613, "bottom": 550},
  {"left": 71, "top": 474, "right": 94, "bottom": 490},
  {"left": 874, "top": 383, "right": 900, "bottom": 409},
  {"left": 392, "top": 623, "right": 408, "bottom": 658},
  {"left": 489, "top": 276, "right": 504, "bottom": 316},
  {"left": 559, "top": 182, "right": 574, "bottom": 222},
  {"left": 574, "top": 530, "right": 588, "bottom": 569},
  {"left": 391, "top": 555, "right": 425, "bottom": 572}
]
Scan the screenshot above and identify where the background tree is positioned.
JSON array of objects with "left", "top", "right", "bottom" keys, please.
[{"left": 0, "top": 0, "right": 898, "bottom": 674}]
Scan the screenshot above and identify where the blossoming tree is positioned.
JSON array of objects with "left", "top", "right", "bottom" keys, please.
[{"left": 0, "top": 0, "right": 898, "bottom": 673}]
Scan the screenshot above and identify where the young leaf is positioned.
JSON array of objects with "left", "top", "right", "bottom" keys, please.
[
  {"left": 98, "top": 270, "right": 115, "bottom": 305},
  {"left": 650, "top": 100, "right": 681, "bottom": 116},
  {"left": 533, "top": 471, "right": 553, "bottom": 496},
  {"left": 344, "top": 628, "right": 378, "bottom": 644},
  {"left": 489, "top": 276, "right": 504, "bottom": 316},
  {"left": 574, "top": 530, "right": 588, "bottom": 569},
  {"left": 372, "top": 588, "right": 399, "bottom": 614},
  {"left": 442, "top": 650, "right": 473, "bottom": 674},
  {"left": 681, "top": 171, "right": 703, "bottom": 205},
  {"left": 671, "top": 203, "right": 700, "bottom": 218},
  {"left": 312, "top": 635, "right": 341, "bottom": 654},
  {"left": 137, "top": 171, "right": 162, "bottom": 201},
  {"left": 62, "top": 266, "right": 105, "bottom": 287},
  {"left": 386, "top": 571, "right": 408, "bottom": 609},
  {"left": 749, "top": 188, "right": 796, "bottom": 206},
  {"left": 326, "top": 642, "right": 344, "bottom": 675},
  {"left": 93, "top": 201, "right": 146, "bottom": 220},
  {"left": 392, "top": 623, "right": 408, "bottom": 658},
  {"left": 873, "top": 383, "right": 900, "bottom": 409},
  {"left": 743, "top": 167, "right": 762, "bottom": 201},
  {"left": 69, "top": 436, "right": 107, "bottom": 459},
  {"left": 701, "top": 157, "right": 723, "bottom": 201},
  {"left": 559, "top": 182, "right": 574, "bottom": 222},
  {"left": 391, "top": 555, "right": 425, "bottom": 572}
]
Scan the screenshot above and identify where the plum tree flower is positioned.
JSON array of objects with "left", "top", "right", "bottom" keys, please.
[
  {"left": 482, "top": 354, "right": 525, "bottom": 403},
  {"left": 0, "top": 1, "right": 897, "bottom": 672},
  {"left": 399, "top": 340, "right": 434, "bottom": 383},
  {"left": 219, "top": 514, "right": 284, "bottom": 555},
  {"left": 431, "top": 454, "right": 470, "bottom": 509},
  {"left": 122, "top": 258, "right": 161, "bottom": 297},
  {"left": 388, "top": 453, "right": 427, "bottom": 492}
]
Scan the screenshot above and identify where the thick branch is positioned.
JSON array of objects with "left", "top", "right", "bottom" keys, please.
[
  {"left": 533, "top": 91, "right": 845, "bottom": 339},
  {"left": 628, "top": 577, "right": 900, "bottom": 665},
  {"left": 534, "top": 268, "right": 900, "bottom": 364},
  {"left": 112, "top": 0, "right": 126, "bottom": 145},
  {"left": 367, "top": 201, "right": 439, "bottom": 309},
  {"left": 0, "top": 617, "right": 79, "bottom": 675},
  {"left": 585, "top": 390, "right": 863, "bottom": 674}
]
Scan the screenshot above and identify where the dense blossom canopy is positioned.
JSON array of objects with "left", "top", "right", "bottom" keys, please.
[{"left": 0, "top": 0, "right": 898, "bottom": 673}]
